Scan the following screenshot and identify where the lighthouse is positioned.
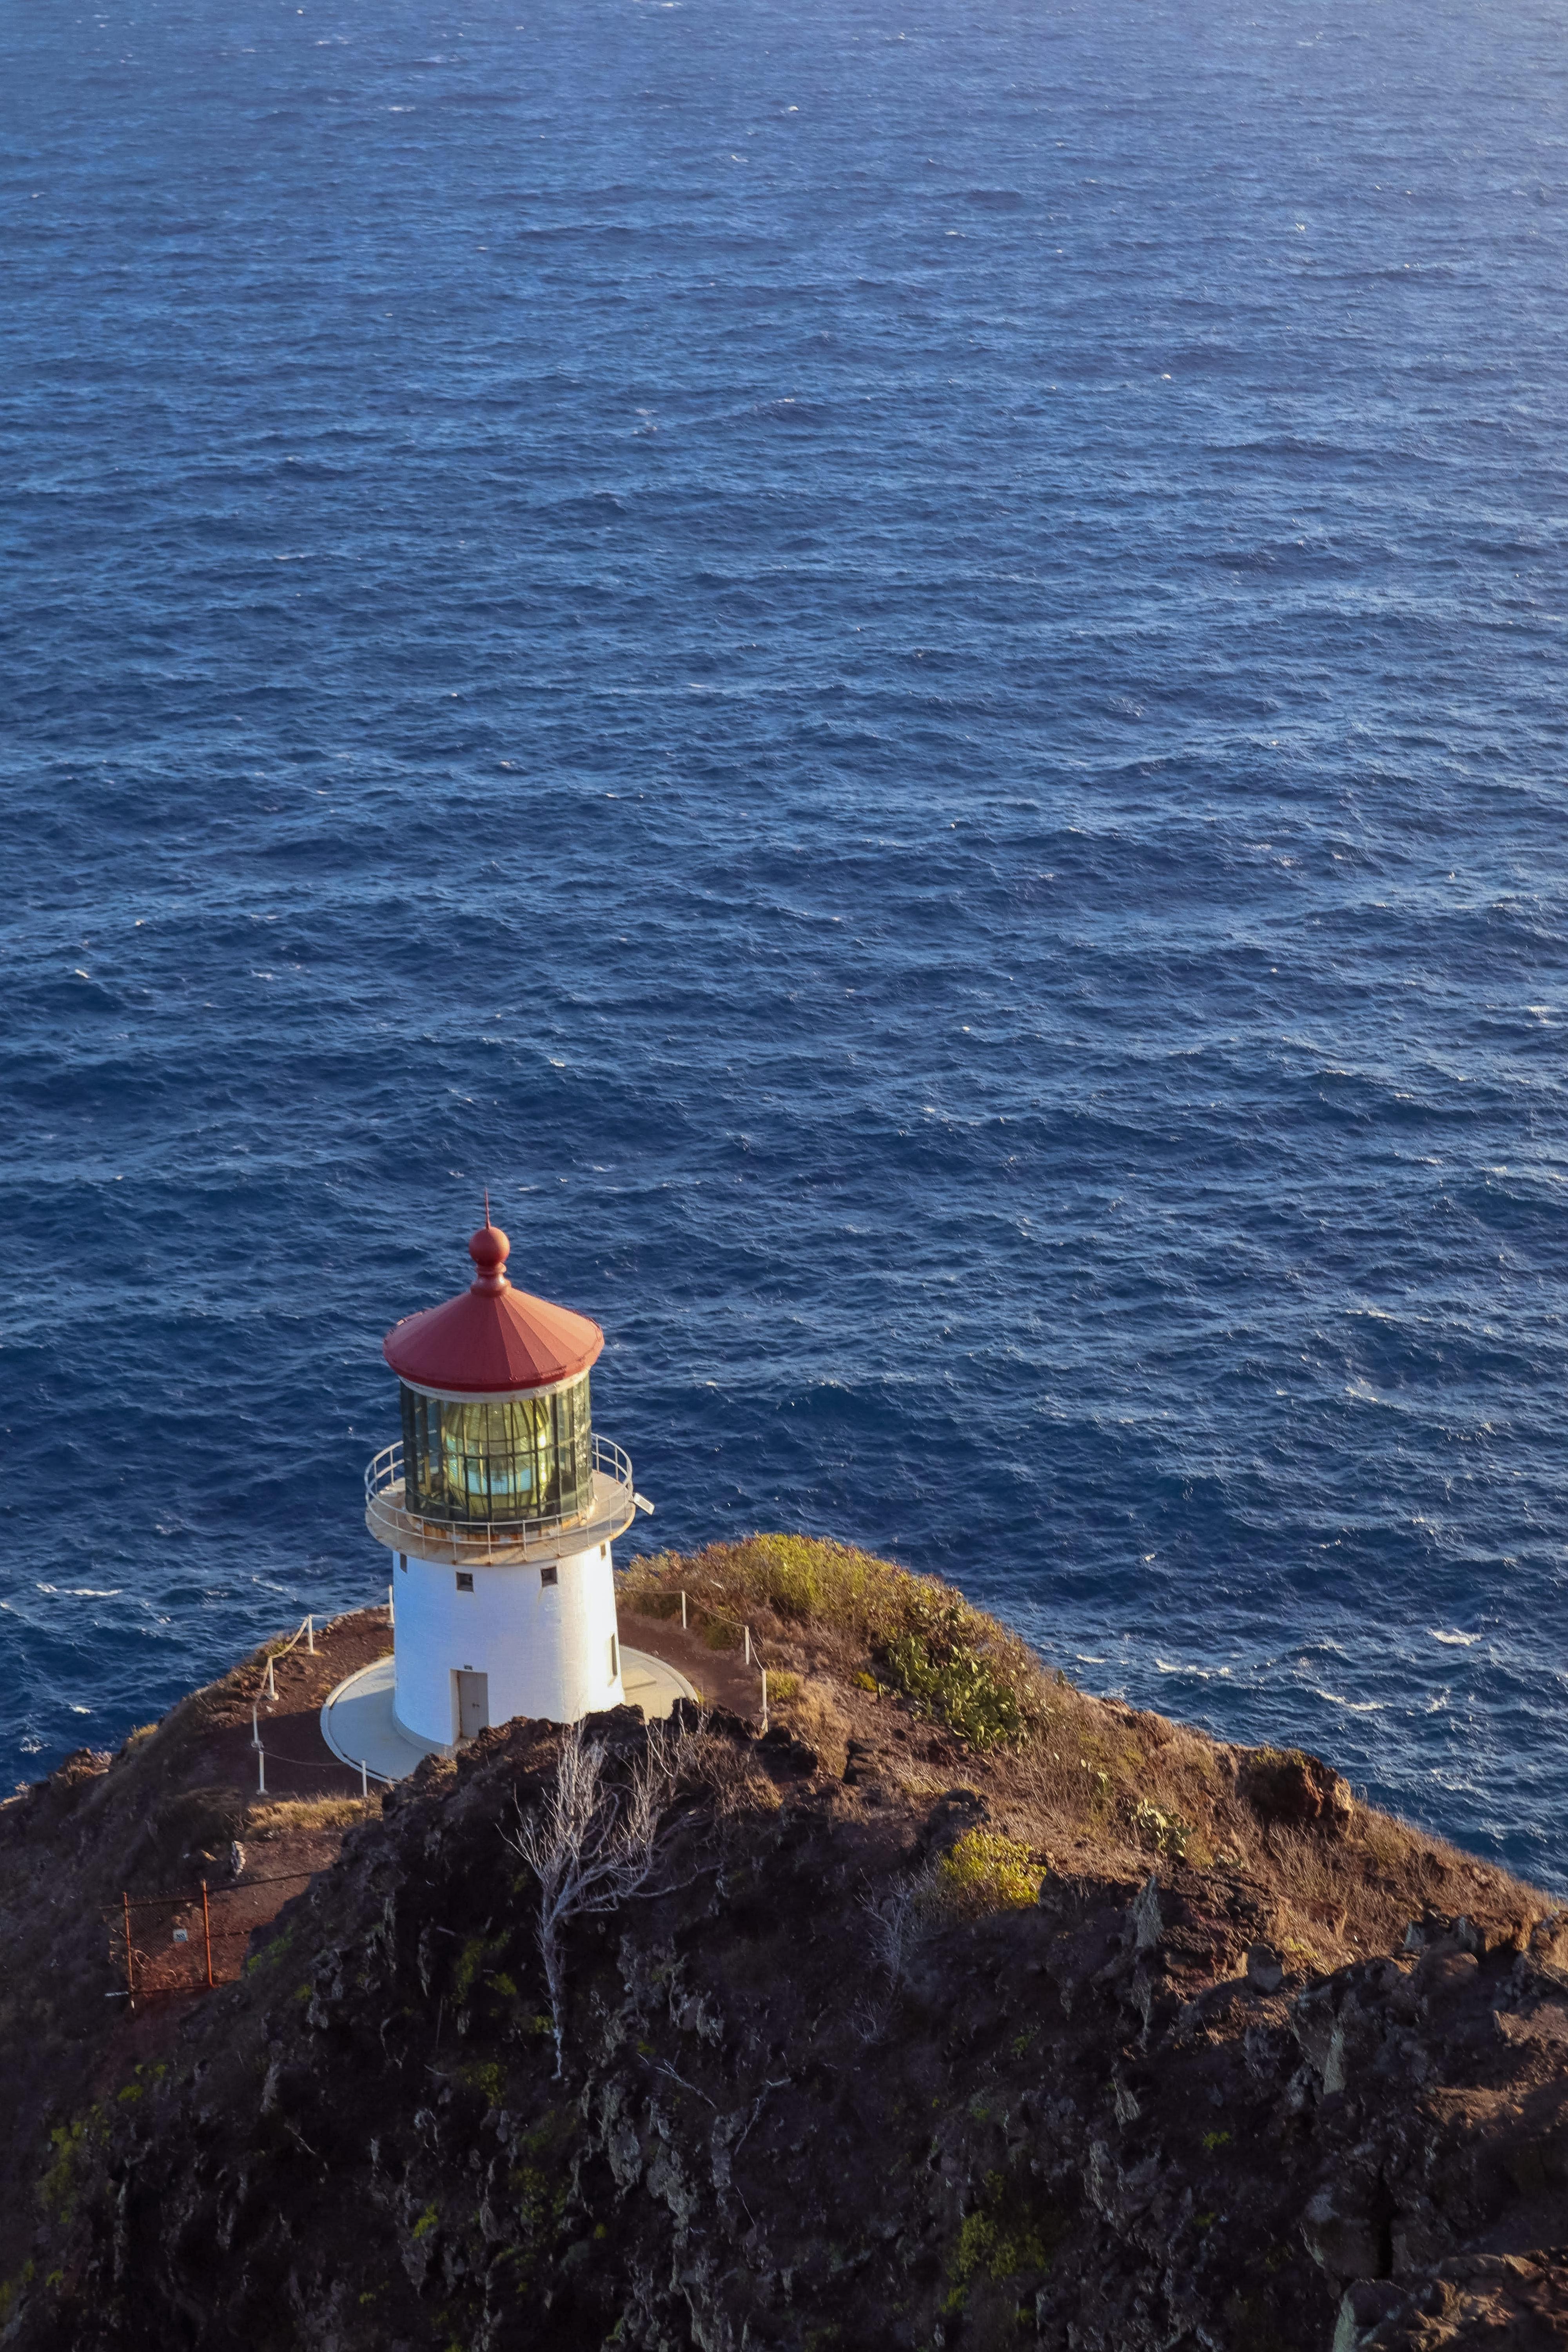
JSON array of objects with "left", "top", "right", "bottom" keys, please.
[{"left": 363, "top": 1217, "right": 640, "bottom": 1745}]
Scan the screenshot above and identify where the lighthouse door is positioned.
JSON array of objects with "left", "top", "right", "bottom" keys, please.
[{"left": 455, "top": 1671, "right": 489, "bottom": 1742}]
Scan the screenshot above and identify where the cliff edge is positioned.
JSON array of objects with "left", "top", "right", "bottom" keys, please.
[{"left": 0, "top": 1537, "right": 1563, "bottom": 2352}]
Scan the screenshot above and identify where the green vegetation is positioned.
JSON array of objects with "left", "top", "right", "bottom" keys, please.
[
  {"left": 933, "top": 1829, "right": 1045, "bottom": 1917},
  {"left": 880, "top": 1588, "right": 1029, "bottom": 1750},
  {"left": 944, "top": 2169, "right": 1061, "bottom": 2312},
  {"left": 0, "top": 2261, "right": 36, "bottom": 2326},
  {"left": 38, "top": 2111, "right": 107, "bottom": 2225},
  {"left": 623, "top": 1534, "right": 906, "bottom": 1639},
  {"left": 1131, "top": 1798, "right": 1193, "bottom": 1862},
  {"left": 452, "top": 1933, "right": 501, "bottom": 2007},
  {"left": 622, "top": 1536, "right": 1040, "bottom": 1752},
  {"left": 459, "top": 2060, "right": 506, "bottom": 2107},
  {"left": 246, "top": 1922, "right": 294, "bottom": 1976}
]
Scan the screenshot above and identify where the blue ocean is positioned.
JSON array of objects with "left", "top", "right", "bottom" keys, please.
[{"left": 4, "top": 0, "right": 1567, "bottom": 1885}]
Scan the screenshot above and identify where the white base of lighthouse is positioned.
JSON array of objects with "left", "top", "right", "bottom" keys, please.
[{"left": 389, "top": 1538, "right": 625, "bottom": 1745}]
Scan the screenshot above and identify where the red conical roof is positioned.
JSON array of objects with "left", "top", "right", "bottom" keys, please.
[{"left": 383, "top": 1223, "right": 604, "bottom": 1396}]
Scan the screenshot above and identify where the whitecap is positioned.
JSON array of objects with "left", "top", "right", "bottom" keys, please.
[
  {"left": 65, "top": 1588, "right": 120, "bottom": 1598},
  {"left": 1428, "top": 1628, "right": 1481, "bottom": 1646},
  {"left": 1309, "top": 1685, "right": 1383, "bottom": 1712}
]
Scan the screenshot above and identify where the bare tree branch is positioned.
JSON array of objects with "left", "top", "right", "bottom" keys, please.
[
  {"left": 853, "top": 1870, "right": 935, "bottom": 2043},
  {"left": 502, "top": 1717, "right": 697, "bottom": 2075}
]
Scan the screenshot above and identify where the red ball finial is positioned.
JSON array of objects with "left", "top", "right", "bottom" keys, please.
[{"left": 468, "top": 1220, "right": 511, "bottom": 1295}]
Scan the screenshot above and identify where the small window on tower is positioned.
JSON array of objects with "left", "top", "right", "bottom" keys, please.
[
  {"left": 540, "top": 1565, "right": 559, "bottom": 1590},
  {"left": 455, "top": 1572, "right": 474, "bottom": 1594},
  {"left": 399, "top": 1553, "right": 408, "bottom": 1573},
  {"left": 608, "top": 1633, "right": 619, "bottom": 1682}
]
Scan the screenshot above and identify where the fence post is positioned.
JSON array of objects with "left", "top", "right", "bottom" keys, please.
[
  {"left": 122, "top": 1890, "right": 135, "bottom": 2007},
  {"left": 266, "top": 1654, "right": 276, "bottom": 1701},
  {"left": 681, "top": 1590, "right": 687, "bottom": 1631},
  {"left": 760, "top": 1668, "right": 768, "bottom": 1734},
  {"left": 360, "top": 1758, "right": 368, "bottom": 1800},
  {"left": 258, "top": 1747, "right": 266, "bottom": 1796},
  {"left": 251, "top": 1702, "right": 260, "bottom": 1750},
  {"left": 201, "top": 1879, "right": 214, "bottom": 1989},
  {"left": 388, "top": 1583, "right": 394, "bottom": 1628},
  {"left": 744, "top": 1625, "right": 751, "bottom": 1666},
  {"left": 306, "top": 1614, "right": 315, "bottom": 1655}
]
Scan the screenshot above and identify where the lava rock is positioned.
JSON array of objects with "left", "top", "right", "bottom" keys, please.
[{"left": 1239, "top": 1746, "right": 1356, "bottom": 1838}]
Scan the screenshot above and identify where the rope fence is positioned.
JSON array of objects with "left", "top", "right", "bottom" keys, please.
[
  {"left": 245, "top": 1599, "right": 399, "bottom": 1795},
  {"left": 254, "top": 1610, "right": 317, "bottom": 1702},
  {"left": 105, "top": 1590, "right": 779, "bottom": 2015},
  {"left": 249, "top": 1591, "right": 394, "bottom": 1702},
  {"left": 623, "top": 1582, "right": 773, "bottom": 1731},
  {"left": 246, "top": 1699, "right": 396, "bottom": 1798}
]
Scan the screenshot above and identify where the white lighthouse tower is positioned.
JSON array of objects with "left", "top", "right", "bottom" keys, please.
[{"left": 362, "top": 1216, "right": 640, "bottom": 1745}]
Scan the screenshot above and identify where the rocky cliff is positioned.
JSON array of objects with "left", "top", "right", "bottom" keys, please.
[{"left": 0, "top": 1537, "right": 1563, "bottom": 2352}]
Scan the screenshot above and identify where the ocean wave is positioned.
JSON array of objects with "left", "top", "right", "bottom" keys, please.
[
  {"left": 1308, "top": 1688, "right": 1385, "bottom": 1714},
  {"left": 3, "top": 0, "right": 1566, "bottom": 1897}
]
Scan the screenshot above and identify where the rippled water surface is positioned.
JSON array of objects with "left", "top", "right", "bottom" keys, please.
[{"left": 4, "top": 0, "right": 1568, "bottom": 1881}]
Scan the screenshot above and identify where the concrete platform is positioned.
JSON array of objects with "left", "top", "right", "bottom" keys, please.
[
  {"left": 319, "top": 1646, "right": 699, "bottom": 1785},
  {"left": 620, "top": 1646, "right": 699, "bottom": 1724}
]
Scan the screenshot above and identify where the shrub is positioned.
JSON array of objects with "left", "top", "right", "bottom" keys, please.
[
  {"left": 945, "top": 2168, "right": 1062, "bottom": 2311},
  {"left": 933, "top": 1829, "right": 1045, "bottom": 1917},
  {"left": 622, "top": 1536, "right": 907, "bottom": 1644},
  {"left": 621, "top": 1537, "right": 1043, "bottom": 1751},
  {"left": 247, "top": 1796, "right": 369, "bottom": 1838},
  {"left": 765, "top": 1672, "right": 802, "bottom": 1704},
  {"left": 1131, "top": 1799, "right": 1192, "bottom": 1862},
  {"left": 880, "top": 1591, "right": 1029, "bottom": 1751}
]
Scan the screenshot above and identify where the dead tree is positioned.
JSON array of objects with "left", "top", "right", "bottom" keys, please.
[
  {"left": 504, "top": 1718, "right": 694, "bottom": 2075},
  {"left": 853, "top": 1869, "right": 934, "bottom": 2042},
  {"left": 862, "top": 1869, "right": 934, "bottom": 1985}
]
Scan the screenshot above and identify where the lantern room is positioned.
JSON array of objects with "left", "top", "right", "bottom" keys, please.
[{"left": 363, "top": 1218, "right": 642, "bottom": 1746}]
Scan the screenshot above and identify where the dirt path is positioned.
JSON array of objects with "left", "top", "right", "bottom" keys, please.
[
  {"left": 619, "top": 1606, "right": 765, "bottom": 1720},
  {"left": 197, "top": 1606, "right": 394, "bottom": 1805},
  {"left": 100, "top": 1604, "right": 750, "bottom": 2042}
]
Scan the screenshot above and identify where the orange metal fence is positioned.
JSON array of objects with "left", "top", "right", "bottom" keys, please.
[{"left": 105, "top": 1873, "right": 315, "bottom": 2002}]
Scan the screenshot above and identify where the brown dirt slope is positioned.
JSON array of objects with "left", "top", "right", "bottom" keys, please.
[
  {"left": 0, "top": 1539, "right": 1563, "bottom": 2352},
  {"left": 0, "top": 1610, "right": 388, "bottom": 2289}
]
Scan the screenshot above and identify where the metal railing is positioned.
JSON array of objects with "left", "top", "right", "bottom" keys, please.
[{"left": 365, "top": 1433, "right": 639, "bottom": 1562}]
